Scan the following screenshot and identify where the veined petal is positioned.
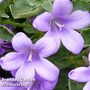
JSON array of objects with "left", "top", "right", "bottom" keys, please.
[
  {"left": 33, "top": 12, "right": 52, "bottom": 32},
  {"left": 0, "top": 52, "right": 26, "bottom": 71},
  {"left": 60, "top": 28, "right": 84, "bottom": 54},
  {"left": 31, "top": 81, "right": 56, "bottom": 90},
  {"left": 42, "top": 80, "right": 57, "bottom": 90},
  {"left": 83, "top": 81, "right": 90, "bottom": 90},
  {"left": 12, "top": 32, "right": 32, "bottom": 52},
  {"left": 41, "top": 80, "right": 57, "bottom": 90},
  {"left": 65, "top": 10, "right": 90, "bottom": 29},
  {"left": 34, "top": 58, "right": 59, "bottom": 81},
  {"left": 52, "top": 0, "right": 73, "bottom": 17},
  {"left": 15, "top": 62, "right": 35, "bottom": 82},
  {"left": 34, "top": 37, "right": 57, "bottom": 57},
  {"left": 68, "top": 67, "right": 90, "bottom": 82},
  {"left": 31, "top": 75, "right": 58, "bottom": 90},
  {"left": 44, "top": 26, "right": 61, "bottom": 52}
]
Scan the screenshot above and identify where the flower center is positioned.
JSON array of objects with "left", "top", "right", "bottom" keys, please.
[
  {"left": 54, "top": 21, "right": 64, "bottom": 31},
  {"left": 27, "top": 49, "right": 39, "bottom": 62},
  {"left": 28, "top": 50, "right": 33, "bottom": 62}
]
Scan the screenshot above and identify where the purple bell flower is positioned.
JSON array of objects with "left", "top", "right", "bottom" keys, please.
[
  {"left": 33, "top": 0, "right": 90, "bottom": 54},
  {"left": 0, "top": 32, "right": 59, "bottom": 90}
]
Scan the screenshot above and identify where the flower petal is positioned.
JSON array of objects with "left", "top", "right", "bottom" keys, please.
[
  {"left": 0, "top": 87, "right": 25, "bottom": 90},
  {"left": 34, "top": 58, "right": 59, "bottom": 81},
  {"left": 68, "top": 67, "right": 90, "bottom": 82},
  {"left": 11, "top": 70, "right": 17, "bottom": 77},
  {"left": 31, "top": 75, "right": 58, "bottom": 90},
  {"left": 44, "top": 26, "right": 61, "bottom": 52},
  {"left": 0, "top": 52, "right": 27, "bottom": 71},
  {"left": 15, "top": 62, "right": 35, "bottom": 82},
  {"left": 12, "top": 32, "right": 32, "bottom": 52},
  {"left": 52, "top": 0, "right": 73, "bottom": 17},
  {"left": 60, "top": 28, "right": 84, "bottom": 54},
  {"left": 0, "top": 87, "right": 17, "bottom": 90},
  {"left": 88, "top": 52, "right": 90, "bottom": 63},
  {"left": 0, "top": 48, "right": 5, "bottom": 54},
  {"left": 0, "top": 86, "right": 25, "bottom": 90},
  {"left": 0, "top": 80, "right": 26, "bottom": 90},
  {"left": 65, "top": 10, "right": 90, "bottom": 29},
  {"left": 41, "top": 80, "right": 57, "bottom": 90},
  {"left": 83, "top": 81, "right": 90, "bottom": 90},
  {"left": 33, "top": 12, "right": 52, "bottom": 32},
  {"left": 34, "top": 37, "right": 57, "bottom": 57}
]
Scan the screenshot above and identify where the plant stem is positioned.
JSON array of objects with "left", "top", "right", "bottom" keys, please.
[{"left": 0, "top": 20, "right": 32, "bottom": 28}]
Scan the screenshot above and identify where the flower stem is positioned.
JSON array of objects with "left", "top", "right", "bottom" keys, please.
[{"left": 0, "top": 19, "right": 32, "bottom": 28}]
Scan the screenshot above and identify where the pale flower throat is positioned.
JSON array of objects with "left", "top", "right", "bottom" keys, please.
[
  {"left": 50, "top": 18, "right": 64, "bottom": 31},
  {"left": 27, "top": 49, "right": 39, "bottom": 62},
  {"left": 54, "top": 21, "right": 64, "bottom": 31},
  {"left": 28, "top": 50, "right": 33, "bottom": 62}
]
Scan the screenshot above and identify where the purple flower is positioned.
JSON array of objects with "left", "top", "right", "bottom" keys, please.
[
  {"left": 0, "top": 32, "right": 59, "bottom": 90},
  {"left": 0, "top": 39, "right": 12, "bottom": 54},
  {"left": 0, "top": 77, "right": 57, "bottom": 90},
  {"left": 68, "top": 53, "right": 90, "bottom": 90},
  {"left": 33, "top": 0, "right": 90, "bottom": 54}
]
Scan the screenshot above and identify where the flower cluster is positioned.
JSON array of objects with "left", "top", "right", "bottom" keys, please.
[{"left": 0, "top": 0, "right": 90, "bottom": 90}]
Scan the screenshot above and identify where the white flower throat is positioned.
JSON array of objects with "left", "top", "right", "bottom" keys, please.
[
  {"left": 27, "top": 49, "right": 39, "bottom": 62},
  {"left": 54, "top": 21, "right": 64, "bottom": 31},
  {"left": 28, "top": 50, "right": 33, "bottom": 62}
]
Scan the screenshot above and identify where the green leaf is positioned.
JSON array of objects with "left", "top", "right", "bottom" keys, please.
[
  {"left": 48, "top": 46, "right": 87, "bottom": 70},
  {"left": 81, "top": 28, "right": 90, "bottom": 47},
  {"left": 41, "top": 0, "right": 52, "bottom": 11},
  {"left": 55, "top": 69, "right": 69, "bottom": 90},
  {"left": 0, "top": 11, "right": 9, "bottom": 18},
  {"left": 0, "top": 1, "right": 9, "bottom": 18},
  {"left": 10, "top": 0, "right": 52, "bottom": 19},
  {"left": 68, "top": 79, "right": 84, "bottom": 90},
  {"left": 0, "top": 25, "right": 14, "bottom": 41},
  {"left": 73, "top": 0, "right": 90, "bottom": 3},
  {"left": 23, "top": 23, "right": 44, "bottom": 42},
  {"left": 23, "top": 25, "right": 39, "bottom": 34},
  {"left": 73, "top": 0, "right": 90, "bottom": 11}
]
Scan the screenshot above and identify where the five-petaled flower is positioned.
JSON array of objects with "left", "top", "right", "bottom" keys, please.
[
  {"left": 33, "top": 0, "right": 90, "bottom": 54},
  {"left": 68, "top": 52, "right": 90, "bottom": 90},
  {"left": 0, "top": 32, "right": 59, "bottom": 90}
]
